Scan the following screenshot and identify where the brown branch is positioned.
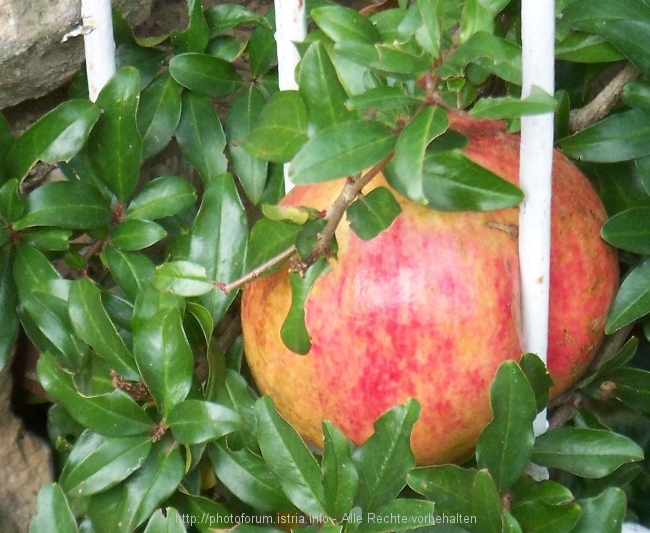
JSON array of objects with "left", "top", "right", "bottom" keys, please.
[
  {"left": 219, "top": 245, "right": 297, "bottom": 294},
  {"left": 569, "top": 64, "right": 641, "bottom": 133}
]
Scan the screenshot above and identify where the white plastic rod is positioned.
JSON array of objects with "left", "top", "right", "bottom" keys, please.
[
  {"left": 519, "top": 0, "right": 555, "bottom": 436},
  {"left": 274, "top": 0, "right": 306, "bottom": 192},
  {"left": 82, "top": 0, "right": 116, "bottom": 102}
]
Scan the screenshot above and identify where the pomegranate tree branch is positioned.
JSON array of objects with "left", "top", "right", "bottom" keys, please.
[
  {"left": 219, "top": 245, "right": 297, "bottom": 294},
  {"left": 569, "top": 64, "right": 640, "bottom": 133}
]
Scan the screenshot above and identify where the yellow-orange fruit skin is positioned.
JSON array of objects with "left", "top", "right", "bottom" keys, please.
[{"left": 241, "top": 114, "right": 619, "bottom": 465}]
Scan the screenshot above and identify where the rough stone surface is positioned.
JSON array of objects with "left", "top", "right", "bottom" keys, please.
[{"left": 0, "top": 0, "right": 152, "bottom": 109}]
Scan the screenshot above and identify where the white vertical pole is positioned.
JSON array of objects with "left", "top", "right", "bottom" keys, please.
[
  {"left": 519, "top": 0, "right": 555, "bottom": 437},
  {"left": 82, "top": 0, "right": 116, "bottom": 102},
  {"left": 274, "top": 0, "right": 306, "bottom": 192}
]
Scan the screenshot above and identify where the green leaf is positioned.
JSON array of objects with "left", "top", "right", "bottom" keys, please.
[
  {"left": 153, "top": 260, "right": 215, "bottom": 297},
  {"left": 421, "top": 149, "right": 524, "bottom": 211},
  {"left": 115, "top": 44, "right": 166, "bottom": 89},
  {"left": 111, "top": 218, "right": 167, "bottom": 251},
  {"left": 132, "top": 285, "right": 185, "bottom": 335},
  {"left": 188, "top": 174, "right": 248, "bottom": 323},
  {"left": 205, "top": 4, "right": 270, "bottom": 36},
  {"left": 37, "top": 351, "right": 155, "bottom": 437},
  {"left": 571, "top": 487, "right": 626, "bottom": 533},
  {"left": 60, "top": 431, "right": 152, "bottom": 497},
  {"left": 186, "top": 302, "right": 214, "bottom": 345},
  {"left": 167, "top": 400, "right": 242, "bottom": 444},
  {"left": 216, "top": 370, "right": 260, "bottom": 450},
  {"left": 622, "top": 80, "right": 650, "bottom": 110},
  {"left": 460, "top": 0, "right": 510, "bottom": 43},
  {"left": 238, "top": 91, "right": 309, "bottom": 164},
  {"left": 68, "top": 277, "right": 139, "bottom": 380},
  {"left": 346, "top": 87, "right": 424, "bottom": 111},
  {"left": 555, "top": 32, "right": 624, "bottom": 63},
  {"left": 13, "top": 243, "right": 60, "bottom": 299},
  {"left": 227, "top": 86, "right": 269, "bottom": 204},
  {"left": 137, "top": 72, "right": 182, "bottom": 160},
  {"left": 171, "top": 0, "right": 209, "bottom": 53},
  {"left": 88, "top": 67, "right": 142, "bottom": 202},
  {"left": 29, "top": 484, "right": 78, "bottom": 533},
  {"left": 558, "top": 109, "right": 650, "bottom": 163},
  {"left": 312, "top": 5, "right": 381, "bottom": 43},
  {"left": 322, "top": 421, "right": 358, "bottom": 521},
  {"left": 208, "top": 441, "right": 296, "bottom": 512},
  {"left": 353, "top": 399, "right": 419, "bottom": 512},
  {"left": 470, "top": 86, "right": 556, "bottom": 119},
  {"left": 254, "top": 396, "right": 328, "bottom": 518},
  {"left": 21, "top": 227, "right": 72, "bottom": 252},
  {"left": 6, "top": 100, "right": 100, "bottom": 181},
  {"left": 247, "top": 218, "right": 301, "bottom": 271},
  {"left": 281, "top": 258, "right": 331, "bottom": 354},
  {"left": 605, "top": 257, "right": 650, "bottom": 334},
  {"left": 0, "top": 249, "right": 18, "bottom": 372},
  {"left": 125, "top": 175, "right": 196, "bottom": 220},
  {"left": 14, "top": 181, "right": 112, "bottom": 230},
  {"left": 407, "top": 464, "right": 476, "bottom": 517},
  {"left": 104, "top": 245, "right": 155, "bottom": 302},
  {"left": 290, "top": 120, "right": 397, "bottom": 184},
  {"left": 357, "top": 499, "right": 437, "bottom": 533},
  {"left": 579, "top": 337, "right": 638, "bottom": 388},
  {"left": 248, "top": 24, "right": 277, "bottom": 77},
  {"left": 510, "top": 476, "right": 574, "bottom": 508},
  {"left": 519, "top": 353, "right": 554, "bottom": 411},
  {"left": 168, "top": 494, "right": 233, "bottom": 533},
  {"left": 346, "top": 187, "right": 401, "bottom": 241},
  {"left": 299, "top": 41, "right": 356, "bottom": 132},
  {"left": 608, "top": 367, "right": 650, "bottom": 414},
  {"left": 417, "top": 0, "right": 444, "bottom": 57},
  {"left": 601, "top": 207, "right": 650, "bottom": 254},
  {"left": 476, "top": 361, "right": 537, "bottom": 492},
  {"left": 207, "top": 35, "right": 244, "bottom": 62},
  {"left": 0, "top": 178, "right": 25, "bottom": 222},
  {"left": 531, "top": 427, "right": 644, "bottom": 478},
  {"left": 133, "top": 307, "right": 194, "bottom": 418},
  {"left": 371, "top": 41, "right": 432, "bottom": 76},
  {"left": 469, "top": 470, "right": 502, "bottom": 533},
  {"left": 176, "top": 91, "right": 228, "bottom": 185},
  {"left": 511, "top": 501, "right": 580, "bottom": 533},
  {"left": 144, "top": 508, "right": 187, "bottom": 533},
  {"left": 388, "top": 106, "right": 449, "bottom": 205},
  {"left": 169, "top": 53, "right": 242, "bottom": 98}
]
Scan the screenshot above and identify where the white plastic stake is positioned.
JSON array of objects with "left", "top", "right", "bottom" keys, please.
[
  {"left": 81, "top": 0, "right": 116, "bottom": 102},
  {"left": 274, "top": 0, "right": 307, "bottom": 192},
  {"left": 519, "top": 0, "right": 555, "bottom": 437}
]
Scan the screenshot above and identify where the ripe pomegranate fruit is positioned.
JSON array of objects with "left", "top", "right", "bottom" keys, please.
[{"left": 240, "top": 112, "right": 619, "bottom": 465}]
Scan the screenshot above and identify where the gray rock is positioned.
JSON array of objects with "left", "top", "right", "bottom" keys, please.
[{"left": 0, "top": 0, "right": 152, "bottom": 109}]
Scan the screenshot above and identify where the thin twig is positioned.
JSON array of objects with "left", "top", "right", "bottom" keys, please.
[
  {"left": 219, "top": 245, "right": 297, "bottom": 294},
  {"left": 569, "top": 64, "right": 640, "bottom": 133}
]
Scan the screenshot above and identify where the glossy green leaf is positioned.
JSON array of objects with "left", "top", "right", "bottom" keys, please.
[
  {"left": 254, "top": 395, "right": 328, "bottom": 517},
  {"left": 0, "top": 178, "right": 25, "bottom": 222},
  {"left": 186, "top": 302, "right": 214, "bottom": 345},
  {"left": 511, "top": 501, "right": 580, "bottom": 533},
  {"left": 622, "top": 80, "right": 650, "bottom": 110},
  {"left": 502, "top": 511, "right": 523, "bottom": 533},
  {"left": 281, "top": 258, "right": 331, "bottom": 354},
  {"left": 510, "top": 476, "right": 575, "bottom": 508},
  {"left": 460, "top": 0, "right": 510, "bottom": 42},
  {"left": 133, "top": 307, "right": 194, "bottom": 418},
  {"left": 333, "top": 40, "right": 380, "bottom": 69},
  {"left": 299, "top": 41, "right": 356, "bottom": 132},
  {"left": 238, "top": 91, "right": 309, "bottom": 164},
  {"left": 558, "top": 109, "right": 650, "bottom": 163},
  {"left": 571, "top": 487, "right": 626, "bottom": 533},
  {"left": 608, "top": 367, "right": 650, "bottom": 414},
  {"left": 111, "top": 218, "right": 167, "bottom": 251},
  {"left": 346, "top": 187, "right": 401, "bottom": 241},
  {"left": 601, "top": 207, "right": 650, "bottom": 254},
  {"left": 346, "top": 87, "right": 423, "bottom": 111},
  {"left": 295, "top": 219, "right": 327, "bottom": 259},
  {"left": 60, "top": 431, "right": 151, "bottom": 497},
  {"left": 555, "top": 32, "right": 624, "bottom": 63},
  {"left": 167, "top": 400, "right": 241, "bottom": 444},
  {"left": 115, "top": 44, "right": 166, "bottom": 89},
  {"left": 389, "top": 106, "right": 449, "bottom": 205},
  {"left": 125, "top": 175, "right": 196, "bottom": 221},
  {"left": 144, "top": 508, "right": 187, "bottom": 533},
  {"left": 6, "top": 99, "right": 100, "bottom": 181},
  {"left": 176, "top": 91, "right": 228, "bottom": 185},
  {"left": 248, "top": 24, "right": 277, "bottom": 76},
  {"left": 37, "top": 351, "right": 154, "bottom": 437},
  {"left": 357, "top": 499, "right": 436, "bottom": 533},
  {"left": 21, "top": 227, "right": 72, "bottom": 251},
  {"left": 207, "top": 35, "right": 244, "bottom": 61},
  {"left": 88, "top": 67, "right": 142, "bottom": 202},
  {"left": 227, "top": 86, "right": 269, "bottom": 204},
  {"left": 469, "top": 470, "right": 502, "bottom": 533},
  {"left": 0, "top": 249, "right": 18, "bottom": 372},
  {"left": 169, "top": 53, "right": 242, "bottom": 98},
  {"left": 312, "top": 5, "right": 381, "bottom": 43},
  {"left": 476, "top": 361, "right": 537, "bottom": 492},
  {"left": 322, "top": 421, "right": 358, "bottom": 521},
  {"left": 152, "top": 260, "right": 215, "bottom": 297},
  {"left": 470, "top": 86, "right": 556, "bottom": 119},
  {"left": 579, "top": 336, "right": 638, "bottom": 388},
  {"left": 353, "top": 399, "right": 419, "bottom": 512},
  {"left": 68, "top": 277, "right": 139, "bottom": 380},
  {"left": 29, "top": 484, "right": 77, "bottom": 533},
  {"left": 531, "top": 427, "right": 644, "bottom": 478},
  {"left": 168, "top": 494, "right": 232, "bottom": 533},
  {"left": 561, "top": 0, "right": 650, "bottom": 76},
  {"left": 188, "top": 174, "right": 248, "bottom": 323},
  {"left": 137, "top": 73, "right": 182, "bottom": 160},
  {"left": 519, "top": 352, "right": 554, "bottom": 411},
  {"left": 171, "top": 0, "right": 209, "bottom": 53},
  {"left": 208, "top": 441, "right": 295, "bottom": 512},
  {"left": 14, "top": 181, "right": 112, "bottom": 230},
  {"left": 372, "top": 41, "right": 432, "bottom": 76},
  {"left": 216, "top": 370, "right": 259, "bottom": 450},
  {"left": 291, "top": 120, "right": 397, "bottom": 184},
  {"left": 132, "top": 285, "right": 185, "bottom": 335},
  {"left": 407, "top": 464, "right": 476, "bottom": 517},
  {"left": 417, "top": 0, "right": 444, "bottom": 57},
  {"left": 422, "top": 149, "right": 524, "bottom": 211},
  {"left": 104, "top": 246, "right": 155, "bottom": 302},
  {"left": 13, "top": 243, "right": 60, "bottom": 299},
  {"left": 591, "top": 160, "right": 650, "bottom": 216},
  {"left": 205, "top": 4, "right": 270, "bottom": 36},
  {"left": 605, "top": 257, "right": 650, "bottom": 333}
]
